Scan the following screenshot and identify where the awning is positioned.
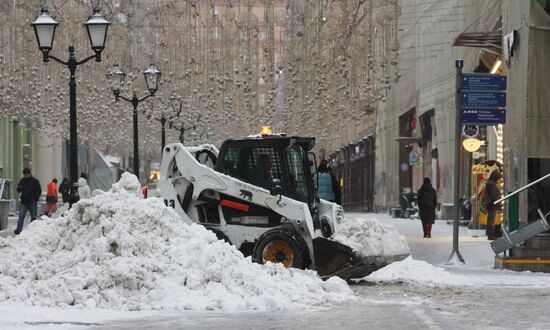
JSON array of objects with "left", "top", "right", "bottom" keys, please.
[{"left": 453, "top": 31, "right": 502, "bottom": 56}]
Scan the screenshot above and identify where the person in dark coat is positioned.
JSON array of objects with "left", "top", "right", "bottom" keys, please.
[
  {"left": 15, "top": 168, "right": 41, "bottom": 235},
  {"left": 485, "top": 170, "right": 502, "bottom": 240},
  {"left": 417, "top": 177, "right": 437, "bottom": 238},
  {"left": 58, "top": 177, "right": 70, "bottom": 204}
]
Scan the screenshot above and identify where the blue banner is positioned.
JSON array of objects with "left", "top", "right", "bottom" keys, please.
[
  {"left": 461, "top": 92, "right": 506, "bottom": 107},
  {"left": 461, "top": 109, "right": 506, "bottom": 125},
  {"left": 462, "top": 74, "right": 507, "bottom": 91}
]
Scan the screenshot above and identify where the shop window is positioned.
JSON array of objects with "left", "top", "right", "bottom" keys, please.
[
  {"left": 537, "top": 0, "right": 550, "bottom": 15},
  {"left": 419, "top": 109, "right": 434, "bottom": 143}
]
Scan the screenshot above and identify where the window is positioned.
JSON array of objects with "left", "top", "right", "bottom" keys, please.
[
  {"left": 222, "top": 146, "right": 282, "bottom": 189},
  {"left": 286, "top": 145, "right": 308, "bottom": 202}
]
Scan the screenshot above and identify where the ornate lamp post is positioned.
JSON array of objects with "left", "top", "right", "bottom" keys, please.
[
  {"left": 31, "top": 7, "right": 110, "bottom": 204},
  {"left": 146, "top": 103, "right": 179, "bottom": 150},
  {"left": 170, "top": 122, "right": 196, "bottom": 145},
  {"left": 163, "top": 91, "right": 183, "bottom": 149},
  {"left": 106, "top": 63, "right": 161, "bottom": 180}
]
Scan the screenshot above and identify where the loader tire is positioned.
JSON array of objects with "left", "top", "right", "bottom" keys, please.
[
  {"left": 320, "top": 219, "right": 332, "bottom": 238},
  {"left": 206, "top": 227, "right": 231, "bottom": 244},
  {"left": 252, "top": 229, "right": 310, "bottom": 269}
]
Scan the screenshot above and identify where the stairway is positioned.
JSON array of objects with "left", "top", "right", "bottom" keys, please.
[{"left": 495, "top": 234, "right": 550, "bottom": 272}]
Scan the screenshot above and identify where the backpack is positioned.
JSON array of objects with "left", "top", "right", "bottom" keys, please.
[{"left": 421, "top": 189, "right": 434, "bottom": 208}]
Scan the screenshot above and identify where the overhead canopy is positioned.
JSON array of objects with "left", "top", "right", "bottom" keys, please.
[{"left": 453, "top": 31, "right": 502, "bottom": 55}]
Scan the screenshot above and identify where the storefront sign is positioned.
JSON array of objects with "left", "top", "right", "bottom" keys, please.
[
  {"left": 409, "top": 151, "right": 421, "bottom": 166},
  {"left": 462, "top": 125, "right": 479, "bottom": 138},
  {"left": 472, "top": 164, "right": 485, "bottom": 174},
  {"left": 463, "top": 138, "right": 482, "bottom": 152}
]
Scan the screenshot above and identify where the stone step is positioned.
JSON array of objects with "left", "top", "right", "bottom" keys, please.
[
  {"left": 495, "top": 255, "right": 550, "bottom": 273},
  {"left": 512, "top": 246, "right": 550, "bottom": 258},
  {"left": 525, "top": 233, "right": 550, "bottom": 249}
]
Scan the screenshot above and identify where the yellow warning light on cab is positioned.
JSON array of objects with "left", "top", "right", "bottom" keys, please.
[{"left": 261, "top": 126, "right": 272, "bottom": 136}]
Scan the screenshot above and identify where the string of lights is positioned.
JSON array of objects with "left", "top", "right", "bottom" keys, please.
[{"left": 0, "top": 0, "right": 401, "bottom": 159}]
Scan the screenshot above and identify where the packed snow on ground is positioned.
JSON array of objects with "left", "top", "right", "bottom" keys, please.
[
  {"left": 366, "top": 256, "right": 550, "bottom": 288},
  {"left": 0, "top": 173, "right": 353, "bottom": 311},
  {"left": 333, "top": 216, "right": 410, "bottom": 257}
]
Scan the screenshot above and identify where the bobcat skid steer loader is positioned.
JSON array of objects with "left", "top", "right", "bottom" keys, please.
[{"left": 158, "top": 133, "right": 408, "bottom": 280}]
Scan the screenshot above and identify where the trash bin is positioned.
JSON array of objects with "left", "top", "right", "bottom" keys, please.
[{"left": 0, "top": 200, "right": 10, "bottom": 230}]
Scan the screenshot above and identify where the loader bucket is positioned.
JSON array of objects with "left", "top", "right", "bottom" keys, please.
[{"left": 313, "top": 237, "right": 409, "bottom": 281}]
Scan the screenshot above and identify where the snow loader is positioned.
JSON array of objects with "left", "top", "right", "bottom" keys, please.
[{"left": 158, "top": 132, "right": 408, "bottom": 280}]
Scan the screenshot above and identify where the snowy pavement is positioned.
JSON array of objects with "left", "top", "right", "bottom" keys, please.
[
  {"left": 2, "top": 211, "right": 550, "bottom": 329},
  {"left": 0, "top": 216, "right": 19, "bottom": 238}
]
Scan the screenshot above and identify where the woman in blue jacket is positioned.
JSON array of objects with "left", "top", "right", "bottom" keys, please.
[{"left": 314, "top": 160, "right": 341, "bottom": 204}]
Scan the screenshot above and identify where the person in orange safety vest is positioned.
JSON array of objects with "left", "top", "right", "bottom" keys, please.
[{"left": 44, "top": 178, "right": 58, "bottom": 216}]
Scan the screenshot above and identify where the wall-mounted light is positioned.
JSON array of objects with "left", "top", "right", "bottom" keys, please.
[
  {"left": 490, "top": 60, "right": 502, "bottom": 74},
  {"left": 463, "top": 138, "right": 481, "bottom": 152}
]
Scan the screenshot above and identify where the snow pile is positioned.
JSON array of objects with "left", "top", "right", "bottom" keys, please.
[
  {"left": 366, "top": 256, "right": 459, "bottom": 285},
  {"left": 333, "top": 216, "right": 410, "bottom": 257},
  {"left": 0, "top": 173, "right": 353, "bottom": 311},
  {"left": 367, "top": 256, "right": 550, "bottom": 288}
]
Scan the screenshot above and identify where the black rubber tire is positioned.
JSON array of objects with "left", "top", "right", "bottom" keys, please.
[
  {"left": 320, "top": 219, "right": 332, "bottom": 238},
  {"left": 206, "top": 227, "right": 231, "bottom": 244},
  {"left": 252, "top": 228, "right": 310, "bottom": 269}
]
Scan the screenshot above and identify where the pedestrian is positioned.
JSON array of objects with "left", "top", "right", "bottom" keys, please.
[
  {"left": 314, "top": 159, "right": 341, "bottom": 204},
  {"left": 59, "top": 177, "right": 70, "bottom": 204},
  {"left": 77, "top": 177, "right": 91, "bottom": 200},
  {"left": 485, "top": 170, "right": 502, "bottom": 240},
  {"left": 417, "top": 177, "right": 437, "bottom": 238},
  {"left": 14, "top": 168, "right": 41, "bottom": 235},
  {"left": 44, "top": 178, "right": 58, "bottom": 216}
]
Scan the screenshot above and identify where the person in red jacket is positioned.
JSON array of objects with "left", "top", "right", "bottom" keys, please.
[{"left": 44, "top": 178, "right": 58, "bottom": 216}]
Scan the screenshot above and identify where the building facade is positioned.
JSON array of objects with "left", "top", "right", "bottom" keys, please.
[
  {"left": 327, "top": 0, "right": 550, "bottom": 223},
  {"left": 0, "top": 118, "right": 63, "bottom": 204}
]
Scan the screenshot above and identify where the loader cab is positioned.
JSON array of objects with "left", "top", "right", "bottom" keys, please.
[{"left": 216, "top": 135, "right": 316, "bottom": 207}]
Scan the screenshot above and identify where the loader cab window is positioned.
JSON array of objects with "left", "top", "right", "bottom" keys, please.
[
  {"left": 221, "top": 146, "right": 282, "bottom": 190},
  {"left": 218, "top": 145, "right": 284, "bottom": 229},
  {"left": 285, "top": 145, "right": 309, "bottom": 203}
]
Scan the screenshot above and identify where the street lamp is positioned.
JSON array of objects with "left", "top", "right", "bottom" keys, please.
[
  {"left": 162, "top": 91, "right": 183, "bottom": 149},
  {"left": 106, "top": 63, "right": 161, "bottom": 180},
  {"left": 31, "top": 7, "right": 110, "bottom": 204},
  {"left": 170, "top": 122, "right": 197, "bottom": 145},
  {"left": 146, "top": 103, "right": 179, "bottom": 150}
]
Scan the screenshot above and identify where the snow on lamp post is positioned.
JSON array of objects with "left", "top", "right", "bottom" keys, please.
[
  {"left": 31, "top": 7, "right": 110, "bottom": 205},
  {"left": 106, "top": 64, "right": 161, "bottom": 180}
]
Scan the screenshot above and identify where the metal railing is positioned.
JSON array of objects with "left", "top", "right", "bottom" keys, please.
[
  {"left": 490, "top": 172, "right": 550, "bottom": 254},
  {"left": 494, "top": 172, "right": 550, "bottom": 204}
]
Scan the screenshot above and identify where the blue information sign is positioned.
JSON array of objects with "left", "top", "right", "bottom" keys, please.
[
  {"left": 462, "top": 74, "right": 507, "bottom": 91},
  {"left": 462, "top": 92, "right": 506, "bottom": 107},
  {"left": 461, "top": 108, "right": 506, "bottom": 125}
]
